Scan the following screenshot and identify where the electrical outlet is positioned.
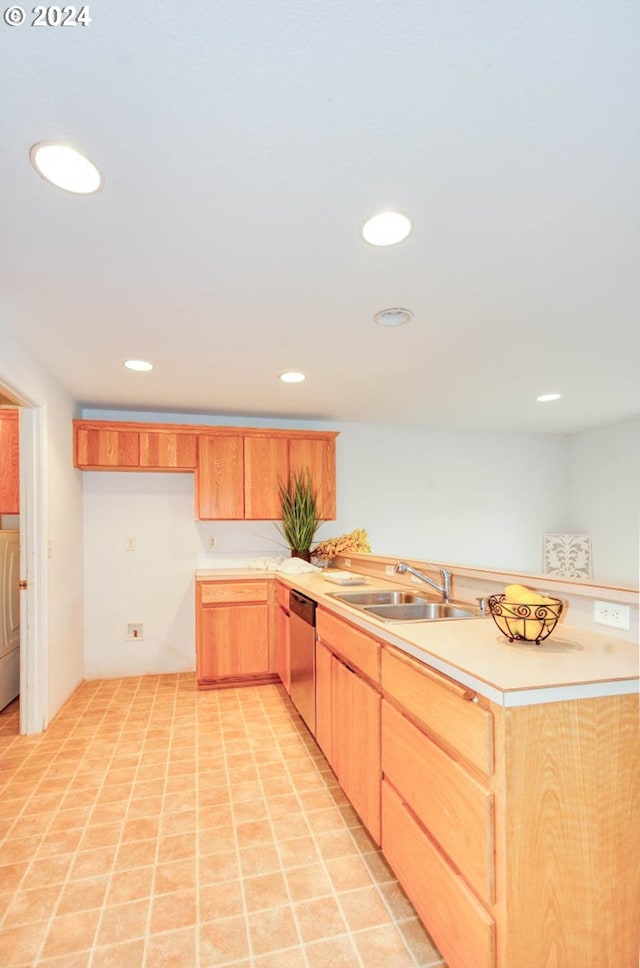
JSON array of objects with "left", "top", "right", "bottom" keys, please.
[
  {"left": 127, "top": 623, "right": 144, "bottom": 640},
  {"left": 125, "top": 536, "right": 136, "bottom": 551},
  {"left": 208, "top": 537, "right": 217, "bottom": 549},
  {"left": 594, "top": 601, "right": 630, "bottom": 631},
  {"left": 385, "top": 565, "right": 395, "bottom": 576}
]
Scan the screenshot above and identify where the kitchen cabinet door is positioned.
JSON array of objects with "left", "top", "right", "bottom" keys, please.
[
  {"left": 315, "top": 639, "right": 334, "bottom": 763},
  {"left": 75, "top": 426, "right": 139, "bottom": 469},
  {"left": 197, "top": 603, "right": 269, "bottom": 683},
  {"left": 276, "top": 603, "right": 291, "bottom": 694},
  {"left": 0, "top": 409, "right": 19, "bottom": 514},
  {"left": 139, "top": 430, "right": 197, "bottom": 469},
  {"left": 244, "top": 436, "right": 288, "bottom": 519},
  {"left": 196, "top": 436, "right": 244, "bottom": 519},
  {"left": 289, "top": 437, "right": 336, "bottom": 520},
  {"left": 333, "top": 657, "right": 381, "bottom": 844}
]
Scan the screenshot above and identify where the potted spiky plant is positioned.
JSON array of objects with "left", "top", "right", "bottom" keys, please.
[{"left": 277, "top": 468, "right": 321, "bottom": 561}]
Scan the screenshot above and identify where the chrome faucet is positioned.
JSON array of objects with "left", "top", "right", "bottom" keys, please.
[{"left": 395, "top": 561, "right": 452, "bottom": 603}]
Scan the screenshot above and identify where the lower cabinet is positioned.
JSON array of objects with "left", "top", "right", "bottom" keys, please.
[
  {"left": 332, "top": 656, "right": 381, "bottom": 844},
  {"left": 275, "top": 580, "right": 291, "bottom": 694},
  {"left": 382, "top": 780, "right": 494, "bottom": 968},
  {"left": 196, "top": 580, "right": 277, "bottom": 688},
  {"left": 380, "top": 645, "right": 640, "bottom": 968},
  {"left": 316, "top": 608, "right": 382, "bottom": 845}
]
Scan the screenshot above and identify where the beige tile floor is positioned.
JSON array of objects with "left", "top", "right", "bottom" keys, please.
[{"left": 0, "top": 675, "right": 447, "bottom": 967}]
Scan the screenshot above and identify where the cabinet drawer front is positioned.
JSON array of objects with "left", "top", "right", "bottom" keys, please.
[
  {"left": 382, "top": 647, "right": 493, "bottom": 775},
  {"left": 382, "top": 700, "right": 494, "bottom": 903},
  {"left": 382, "top": 781, "right": 495, "bottom": 968},
  {"left": 317, "top": 608, "right": 381, "bottom": 684},
  {"left": 199, "top": 581, "right": 269, "bottom": 604}
]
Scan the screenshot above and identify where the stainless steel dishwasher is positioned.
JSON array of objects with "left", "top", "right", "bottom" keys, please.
[{"left": 288, "top": 590, "right": 317, "bottom": 736}]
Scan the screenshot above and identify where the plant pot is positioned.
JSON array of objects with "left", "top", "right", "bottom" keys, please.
[{"left": 291, "top": 549, "right": 311, "bottom": 562}]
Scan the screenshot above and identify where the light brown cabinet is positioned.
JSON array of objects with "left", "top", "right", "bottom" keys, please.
[
  {"left": 195, "top": 429, "right": 337, "bottom": 522},
  {"left": 316, "top": 607, "right": 382, "bottom": 844},
  {"left": 289, "top": 436, "right": 336, "bottom": 519},
  {"left": 196, "top": 580, "right": 277, "bottom": 688},
  {"left": 0, "top": 408, "right": 20, "bottom": 514},
  {"left": 275, "top": 580, "right": 291, "bottom": 694},
  {"left": 73, "top": 420, "right": 338, "bottom": 522},
  {"left": 74, "top": 420, "right": 197, "bottom": 471},
  {"left": 195, "top": 436, "right": 244, "bottom": 519},
  {"left": 244, "top": 436, "right": 289, "bottom": 519},
  {"left": 380, "top": 644, "right": 640, "bottom": 968},
  {"left": 139, "top": 430, "right": 197, "bottom": 469},
  {"left": 75, "top": 424, "right": 139, "bottom": 469}
]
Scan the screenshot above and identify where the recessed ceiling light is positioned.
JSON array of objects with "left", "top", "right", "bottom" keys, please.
[
  {"left": 374, "top": 308, "right": 413, "bottom": 328},
  {"left": 124, "top": 360, "right": 153, "bottom": 372},
  {"left": 30, "top": 142, "right": 103, "bottom": 194},
  {"left": 536, "top": 393, "right": 561, "bottom": 402},
  {"left": 279, "top": 371, "right": 305, "bottom": 383},
  {"left": 361, "top": 211, "right": 413, "bottom": 246}
]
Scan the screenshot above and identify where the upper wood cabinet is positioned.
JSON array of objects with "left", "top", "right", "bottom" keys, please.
[
  {"left": 75, "top": 424, "right": 139, "bottom": 469},
  {"left": 244, "top": 436, "right": 289, "bottom": 520},
  {"left": 139, "top": 430, "right": 197, "bottom": 469},
  {"left": 289, "top": 436, "right": 336, "bottom": 519},
  {"left": 73, "top": 420, "right": 338, "bottom": 521},
  {"left": 74, "top": 421, "right": 196, "bottom": 471},
  {"left": 0, "top": 408, "right": 20, "bottom": 514},
  {"left": 195, "top": 436, "right": 244, "bottom": 520}
]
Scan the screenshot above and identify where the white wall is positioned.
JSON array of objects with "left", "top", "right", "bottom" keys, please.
[
  {"left": 337, "top": 424, "right": 567, "bottom": 571},
  {"left": 82, "top": 410, "right": 568, "bottom": 677},
  {"left": 0, "top": 320, "right": 84, "bottom": 724},
  {"left": 566, "top": 415, "right": 640, "bottom": 586}
]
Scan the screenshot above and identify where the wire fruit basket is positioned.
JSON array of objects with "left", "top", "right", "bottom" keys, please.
[{"left": 487, "top": 594, "right": 563, "bottom": 645}]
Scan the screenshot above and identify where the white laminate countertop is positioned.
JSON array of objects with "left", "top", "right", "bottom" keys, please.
[{"left": 195, "top": 569, "right": 640, "bottom": 707}]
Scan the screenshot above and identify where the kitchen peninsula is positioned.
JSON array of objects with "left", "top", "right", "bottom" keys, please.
[{"left": 195, "top": 561, "right": 640, "bottom": 968}]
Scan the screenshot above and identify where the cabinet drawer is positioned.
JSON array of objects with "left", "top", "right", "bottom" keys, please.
[
  {"left": 382, "top": 700, "right": 494, "bottom": 903},
  {"left": 382, "top": 647, "right": 493, "bottom": 776},
  {"left": 382, "top": 780, "right": 495, "bottom": 968},
  {"left": 199, "top": 581, "right": 269, "bottom": 604},
  {"left": 317, "top": 608, "right": 381, "bottom": 684}
]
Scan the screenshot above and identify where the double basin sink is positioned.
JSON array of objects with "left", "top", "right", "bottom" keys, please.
[{"left": 327, "top": 589, "right": 481, "bottom": 623}]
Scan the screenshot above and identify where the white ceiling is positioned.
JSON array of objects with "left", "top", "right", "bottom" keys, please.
[{"left": 2, "top": 0, "right": 638, "bottom": 434}]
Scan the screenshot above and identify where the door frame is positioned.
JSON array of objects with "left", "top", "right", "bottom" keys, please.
[{"left": 0, "top": 372, "right": 47, "bottom": 734}]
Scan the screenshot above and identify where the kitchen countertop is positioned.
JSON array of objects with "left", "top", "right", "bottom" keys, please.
[{"left": 196, "top": 568, "right": 639, "bottom": 707}]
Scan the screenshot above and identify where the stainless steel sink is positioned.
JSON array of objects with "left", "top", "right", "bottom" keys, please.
[
  {"left": 363, "top": 602, "right": 479, "bottom": 622},
  {"left": 328, "top": 590, "right": 425, "bottom": 606},
  {"left": 327, "top": 589, "right": 481, "bottom": 622}
]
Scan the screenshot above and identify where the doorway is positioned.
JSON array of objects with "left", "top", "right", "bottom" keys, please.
[{"left": 0, "top": 376, "right": 47, "bottom": 734}]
